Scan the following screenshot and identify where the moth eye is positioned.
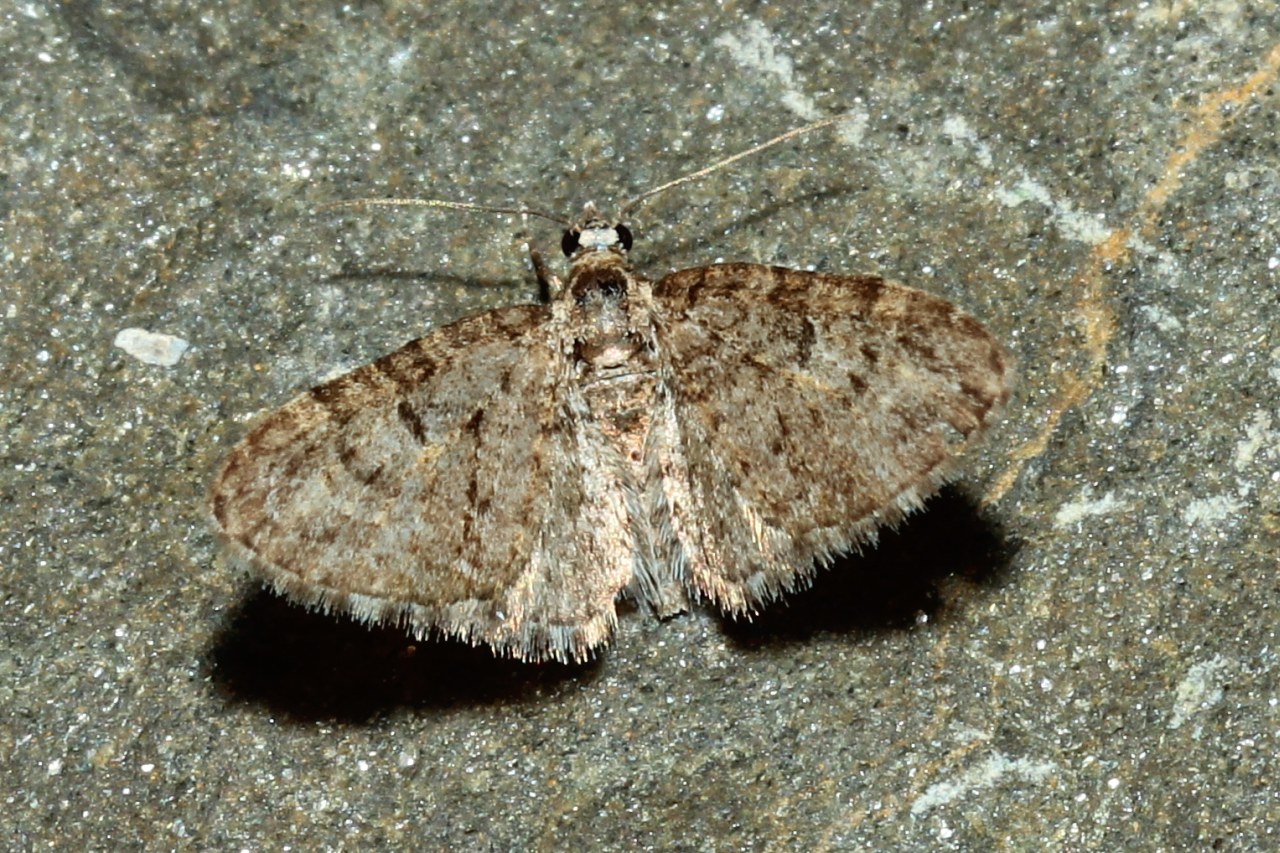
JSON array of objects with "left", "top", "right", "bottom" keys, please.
[
  {"left": 615, "top": 223, "right": 633, "bottom": 252},
  {"left": 561, "top": 229, "right": 581, "bottom": 257}
]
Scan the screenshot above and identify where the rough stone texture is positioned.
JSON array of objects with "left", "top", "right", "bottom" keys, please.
[{"left": 3, "top": 2, "right": 1278, "bottom": 849}]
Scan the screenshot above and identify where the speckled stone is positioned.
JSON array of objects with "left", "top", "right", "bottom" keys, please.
[{"left": 3, "top": 2, "right": 1279, "bottom": 849}]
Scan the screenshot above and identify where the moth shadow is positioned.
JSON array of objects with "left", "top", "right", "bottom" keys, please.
[
  {"left": 326, "top": 264, "right": 535, "bottom": 299},
  {"left": 719, "top": 486, "right": 1019, "bottom": 650},
  {"left": 207, "top": 592, "right": 599, "bottom": 723},
  {"left": 640, "top": 181, "right": 864, "bottom": 267}
]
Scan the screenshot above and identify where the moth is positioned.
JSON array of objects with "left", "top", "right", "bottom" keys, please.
[{"left": 209, "top": 117, "right": 1011, "bottom": 663}]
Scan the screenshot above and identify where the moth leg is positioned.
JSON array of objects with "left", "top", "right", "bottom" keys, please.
[{"left": 529, "top": 248, "right": 561, "bottom": 300}]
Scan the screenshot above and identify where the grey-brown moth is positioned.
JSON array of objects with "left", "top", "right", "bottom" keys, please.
[{"left": 210, "top": 119, "right": 1011, "bottom": 662}]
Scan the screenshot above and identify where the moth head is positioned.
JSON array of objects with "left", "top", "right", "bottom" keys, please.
[{"left": 561, "top": 202, "right": 633, "bottom": 258}]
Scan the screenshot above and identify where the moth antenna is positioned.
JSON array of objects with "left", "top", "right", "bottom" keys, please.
[
  {"left": 319, "top": 197, "right": 572, "bottom": 227},
  {"left": 618, "top": 113, "right": 853, "bottom": 221}
]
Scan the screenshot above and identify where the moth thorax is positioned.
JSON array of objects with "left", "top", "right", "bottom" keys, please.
[{"left": 569, "top": 262, "right": 630, "bottom": 306}]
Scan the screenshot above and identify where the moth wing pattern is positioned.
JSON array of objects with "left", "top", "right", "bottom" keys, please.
[
  {"left": 210, "top": 304, "right": 634, "bottom": 663},
  {"left": 652, "top": 263, "right": 1011, "bottom": 614}
]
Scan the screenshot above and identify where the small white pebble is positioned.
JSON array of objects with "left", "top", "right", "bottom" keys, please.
[{"left": 114, "top": 328, "right": 190, "bottom": 367}]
